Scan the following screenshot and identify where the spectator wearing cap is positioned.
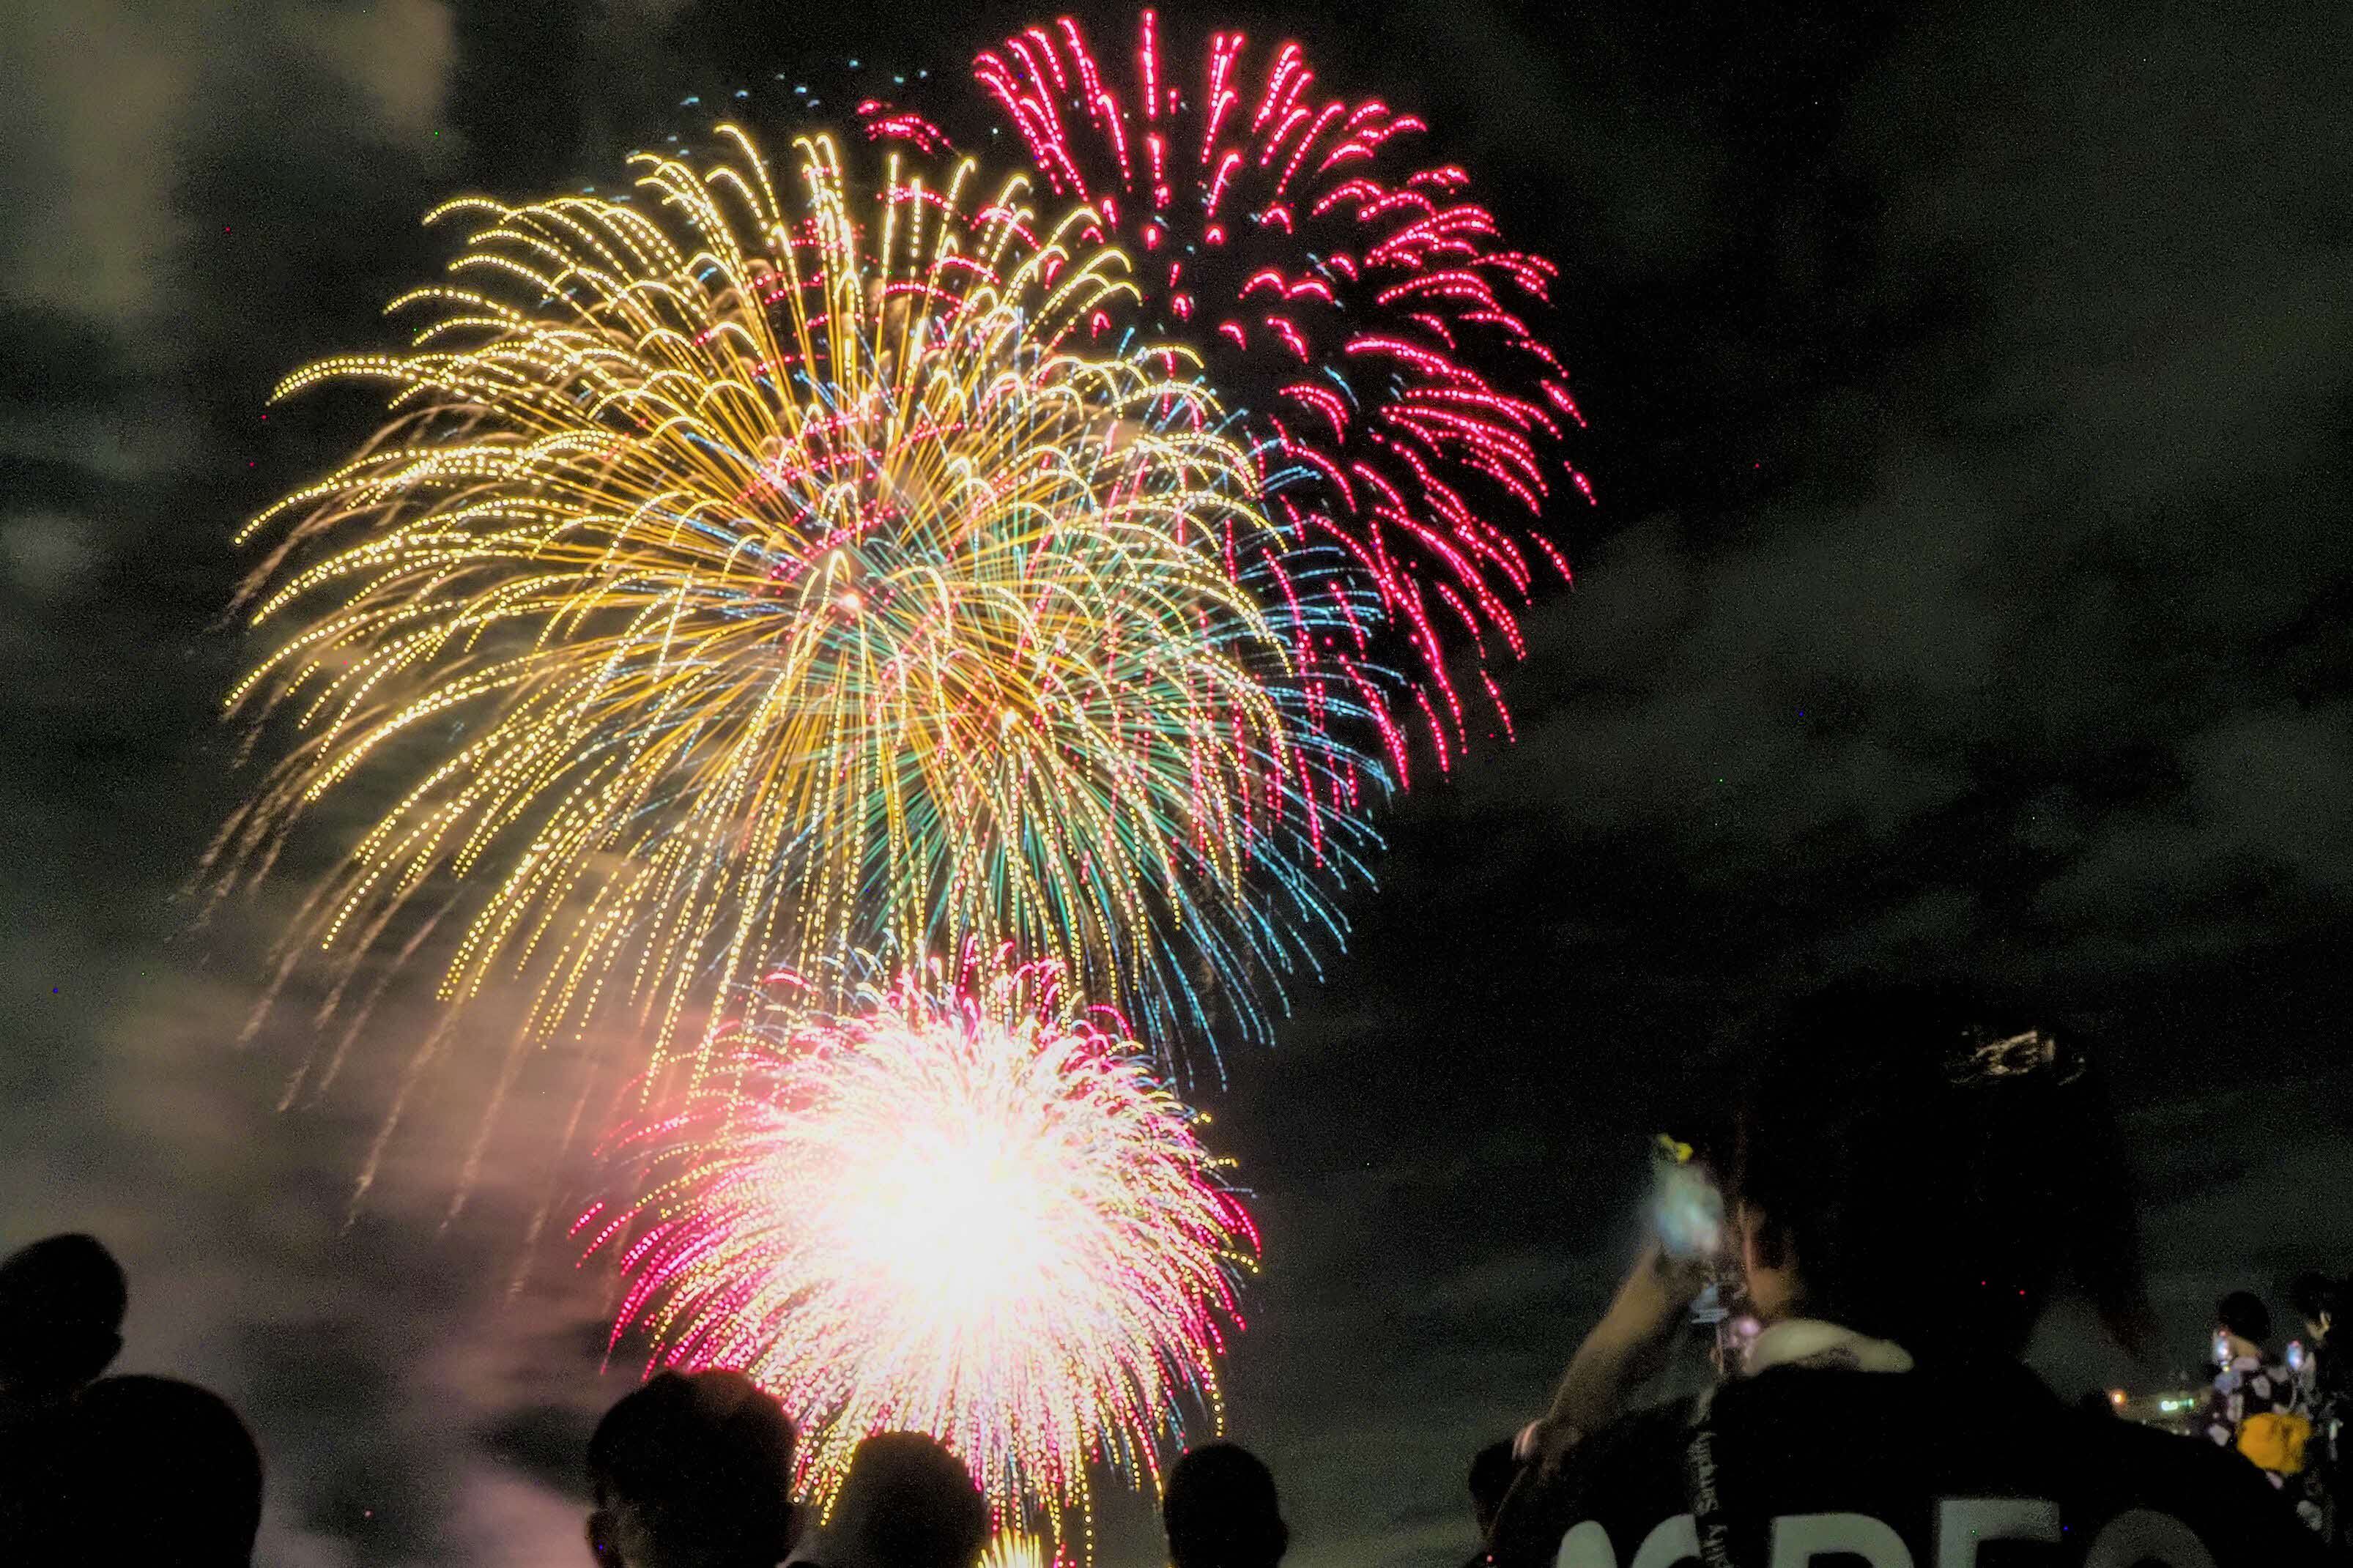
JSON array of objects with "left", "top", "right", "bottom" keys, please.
[{"left": 1485, "top": 988, "right": 2321, "bottom": 1568}]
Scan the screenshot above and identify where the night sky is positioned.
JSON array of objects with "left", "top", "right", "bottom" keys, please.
[{"left": 4, "top": 2, "right": 2352, "bottom": 1565}]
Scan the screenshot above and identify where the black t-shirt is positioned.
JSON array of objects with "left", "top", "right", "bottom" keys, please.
[{"left": 1492, "top": 1360, "right": 2324, "bottom": 1567}]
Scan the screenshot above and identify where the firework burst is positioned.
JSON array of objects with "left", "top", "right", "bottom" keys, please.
[
  {"left": 867, "top": 12, "right": 1588, "bottom": 775},
  {"left": 578, "top": 959, "right": 1256, "bottom": 1547},
  {"left": 211, "top": 127, "right": 1379, "bottom": 1169}
]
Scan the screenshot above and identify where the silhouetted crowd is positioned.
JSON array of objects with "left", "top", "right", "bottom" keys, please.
[
  {"left": 0, "top": 1235, "right": 262, "bottom": 1561},
  {"left": 1, "top": 986, "right": 2346, "bottom": 1566}
]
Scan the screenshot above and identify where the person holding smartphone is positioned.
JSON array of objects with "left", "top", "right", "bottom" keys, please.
[
  {"left": 1510, "top": 1142, "right": 1724, "bottom": 1482},
  {"left": 1488, "top": 986, "right": 2324, "bottom": 1568}
]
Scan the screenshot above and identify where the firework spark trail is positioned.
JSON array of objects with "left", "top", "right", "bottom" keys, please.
[
  {"left": 577, "top": 958, "right": 1257, "bottom": 1548},
  {"left": 210, "top": 128, "right": 1382, "bottom": 1175},
  {"left": 982, "top": 1531, "right": 1065, "bottom": 1568},
  {"left": 866, "top": 13, "right": 1591, "bottom": 777}
]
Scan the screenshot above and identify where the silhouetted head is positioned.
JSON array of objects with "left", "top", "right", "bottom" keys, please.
[
  {"left": 587, "top": 1370, "right": 797, "bottom": 1568},
  {"left": 58, "top": 1374, "right": 264, "bottom": 1566},
  {"left": 1467, "top": 1438, "right": 1518, "bottom": 1537},
  {"left": 823, "top": 1430, "right": 990, "bottom": 1568},
  {"left": 1727, "top": 986, "right": 2148, "bottom": 1364},
  {"left": 1163, "top": 1442, "right": 1288, "bottom": 1568},
  {"left": 2217, "top": 1291, "right": 2273, "bottom": 1350},
  {"left": 0, "top": 1233, "right": 126, "bottom": 1400},
  {"left": 2289, "top": 1272, "right": 2341, "bottom": 1342}
]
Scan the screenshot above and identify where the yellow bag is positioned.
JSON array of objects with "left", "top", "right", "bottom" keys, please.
[{"left": 2237, "top": 1411, "right": 2312, "bottom": 1475}]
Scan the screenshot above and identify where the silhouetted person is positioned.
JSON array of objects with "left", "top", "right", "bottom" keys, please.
[
  {"left": 53, "top": 1374, "right": 264, "bottom": 1566},
  {"left": 587, "top": 1370, "right": 798, "bottom": 1568},
  {"left": 2203, "top": 1290, "right": 2300, "bottom": 1490},
  {"left": 2289, "top": 1271, "right": 2345, "bottom": 1545},
  {"left": 816, "top": 1430, "right": 990, "bottom": 1568},
  {"left": 1488, "top": 986, "right": 2325, "bottom": 1568},
  {"left": 0, "top": 1233, "right": 131, "bottom": 1555},
  {"left": 1462, "top": 1438, "right": 1519, "bottom": 1567},
  {"left": 2220, "top": 1289, "right": 2277, "bottom": 1357},
  {"left": 1163, "top": 1442, "right": 1288, "bottom": 1568},
  {"left": 0, "top": 1233, "right": 126, "bottom": 1406}
]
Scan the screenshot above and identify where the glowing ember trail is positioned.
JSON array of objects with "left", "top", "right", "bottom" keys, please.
[
  {"left": 982, "top": 1531, "right": 1066, "bottom": 1568},
  {"left": 866, "top": 13, "right": 1591, "bottom": 776},
  {"left": 579, "top": 958, "right": 1257, "bottom": 1550}
]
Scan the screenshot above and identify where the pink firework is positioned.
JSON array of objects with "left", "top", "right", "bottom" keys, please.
[
  {"left": 864, "top": 12, "right": 1590, "bottom": 776},
  {"left": 577, "top": 958, "right": 1258, "bottom": 1539}
]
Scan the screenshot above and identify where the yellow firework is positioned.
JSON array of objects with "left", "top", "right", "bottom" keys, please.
[
  {"left": 981, "top": 1531, "right": 1059, "bottom": 1568},
  {"left": 212, "top": 128, "right": 1376, "bottom": 1158}
]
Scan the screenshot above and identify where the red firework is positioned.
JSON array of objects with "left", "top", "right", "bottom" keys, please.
[{"left": 864, "top": 12, "right": 1590, "bottom": 776}]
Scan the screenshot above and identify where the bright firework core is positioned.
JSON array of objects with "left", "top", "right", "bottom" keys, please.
[
  {"left": 832, "top": 1087, "right": 1064, "bottom": 1315},
  {"left": 582, "top": 960, "right": 1258, "bottom": 1545}
]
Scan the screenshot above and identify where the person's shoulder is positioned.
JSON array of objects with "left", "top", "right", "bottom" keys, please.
[
  {"left": 1486, "top": 1396, "right": 1699, "bottom": 1568},
  {"left": 2056, "top": 1410, "right": 2326, "bottom": 1564},
  {"left": 1538, "top": 1370, "right": 2320, "bottom": 1568},
  {"left": 2069, "top": 1409, "right": 2222, "bottom": 1474},
  {"left": 1572, "top": 1391, "right": 1702, "bottom": 1476}
]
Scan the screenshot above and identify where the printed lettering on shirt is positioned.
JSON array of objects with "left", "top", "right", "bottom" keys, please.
[
  {"left": 1557, "top": 1502, "right": 2219, "bottom": 1568},
  {"left": 1935, "top": 1498, "right": 2060, "bottom": 1568},
  {"left": 2080, "top": 1509, "right": 2220, "bottom": 1568}
]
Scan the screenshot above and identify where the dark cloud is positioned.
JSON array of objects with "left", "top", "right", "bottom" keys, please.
[
  {"left": 1376, "top": 0, "right": 2353, "bottom": 1000},
  {"left": 0, "top": 7, "right": 626, "bottom": 1566},
  {"left": 1196, "top": 4, "right": 2353, "bottom": 1561}
]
